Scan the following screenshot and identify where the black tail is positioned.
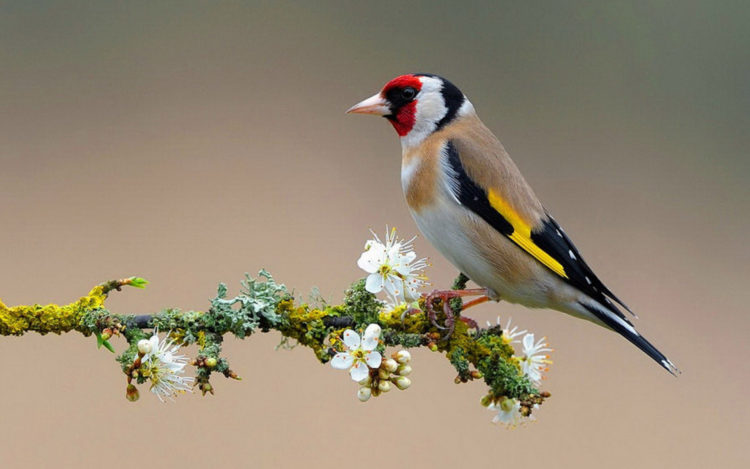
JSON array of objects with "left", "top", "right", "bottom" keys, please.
[{"left": 579, "top": 302, "right": 680, "bottom": 376}]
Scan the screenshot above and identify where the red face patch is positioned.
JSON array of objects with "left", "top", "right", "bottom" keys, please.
[
  {"left": 381, "top": 75, "right": 423, "bottom": 137},
  {"left": 382, "top": 75, "right": 423, "bottom": 95}
]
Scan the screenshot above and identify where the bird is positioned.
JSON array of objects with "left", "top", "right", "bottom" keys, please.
[{"left": 347, "top": 73, "right": 678, "bottom": 374}]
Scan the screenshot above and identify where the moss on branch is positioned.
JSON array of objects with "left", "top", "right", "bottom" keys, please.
[{"left": 0, "top": 271, "right": 549, "bottom": 416}]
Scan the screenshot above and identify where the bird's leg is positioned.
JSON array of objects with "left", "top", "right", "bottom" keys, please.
[
  {"left": 424, "top": 288, "right": 489, "bottom": 339},
  {"left": 461, "top": 296, "right": 490, "bottom": 310}
]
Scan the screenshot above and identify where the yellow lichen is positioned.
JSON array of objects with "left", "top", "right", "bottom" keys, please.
[
  {"left": 444, "top": 320, "right": 491, "bottom": 363},
  {"left": 288, "top": 305, "right": 328, "bottom": 322},
  {"left": 0, "top": 285, "right": 109, "bottom": 336},
  {"left": 196, "top": 330, "right": 207, "bottom": 349},
  {"left": 378, "top": 305, "right": 429, "bottom": 334}
]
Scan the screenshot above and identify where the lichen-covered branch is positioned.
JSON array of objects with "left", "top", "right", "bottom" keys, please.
[{"left": 0, "top": 269, "right": 550, "bottom": 425}]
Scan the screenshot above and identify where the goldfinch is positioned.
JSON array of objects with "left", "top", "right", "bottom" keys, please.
[{"left": 347, "top": 73, "right": 678, "bottom": 374}]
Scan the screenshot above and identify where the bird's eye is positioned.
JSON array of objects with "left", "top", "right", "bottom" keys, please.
[{"left": 401, "top": 87, "right": 417, "bottom": 100}]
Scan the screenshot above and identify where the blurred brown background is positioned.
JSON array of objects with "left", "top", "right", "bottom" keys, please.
[{"left": 1, "top": 1, "right": 748, "bottom": 468}]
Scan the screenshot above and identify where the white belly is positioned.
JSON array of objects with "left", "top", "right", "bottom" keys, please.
[
  {"left": 409, "top": 197, "right": 550, "bottom": 306},
  {"left": 401, "top": 146, "right": 568, "bottom": 308}
]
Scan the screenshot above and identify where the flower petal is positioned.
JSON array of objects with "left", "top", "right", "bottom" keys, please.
[
  {"left": 364, "top": 323, "right": 381, "bottom": 340},
  {"left": 342, "top": 330, "right": 361, "bottom": 350},
  {"left": 349, "top": 361, "right": 369, "bottom": 382},
  {"left": 522, "top": 333, "right": 535, "bottom": 351},
  {"left": 404, "top": 282, "right": 421, "bottom": 302},
  {"left": 383, "top": 276, "right": 402, "bottom": 298},
  {"left": 361, "top": 336, "right": 378, "bottom": 351},
  {"left": 149, "top": 334, "right": 159, "bottom": 350},
  {"left": 330, "top": 352, "right": 354, "bottom": 370},
  {"left": 357, "top": 244, "right": 387, "bottom": 273},
  {"left": 392, "top": 253, "right": 417, "bottom": 275},
  {"left": 365, "top": 351, "right": 382, "bottom": 369},
  {"left": 365, "top": 274, "right": 384, "bottom": 294}
]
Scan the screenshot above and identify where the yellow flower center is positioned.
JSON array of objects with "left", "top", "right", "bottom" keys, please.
[{"left": 378, "top": 265, "right": 392, "bottom": 276}]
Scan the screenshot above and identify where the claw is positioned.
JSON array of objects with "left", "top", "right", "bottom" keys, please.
[
  {"left": 399, "top": 307, "right": 422, "bottom": 322},
  {"left": 423, "top": 288, "right": 489, "bottom": 340},
  {"left": 459, "top": 316, "right": 479, "bottom": 330}
]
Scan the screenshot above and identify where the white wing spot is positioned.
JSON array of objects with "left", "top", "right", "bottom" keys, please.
[
  {"left": 556, "top": 230, "right": 563, "bottom": 238},
  {"left": 569, "top": 250, "right": 577, "bottom": 260},
  {"left": 585, "top": 276, "right": 592, "bottom": 285}
]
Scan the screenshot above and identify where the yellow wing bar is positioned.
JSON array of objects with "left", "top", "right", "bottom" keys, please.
[{"left": 487, "top": 189, "right": 569, "bottom": 279}]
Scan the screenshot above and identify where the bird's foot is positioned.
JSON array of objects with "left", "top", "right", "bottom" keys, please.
[
  {"left": 399, "top": 306, "right": 423, "bottom": 322},
  {"left": 459, "top": 316, "right": 480, "bottom": 330},
  {"left": 423, "top": 288, "right": 489, "bottom": 340}
]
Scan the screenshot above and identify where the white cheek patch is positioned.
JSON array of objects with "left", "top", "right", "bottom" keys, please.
[{"left": 401, "top": 77, "right": 448, "bottom": 149}]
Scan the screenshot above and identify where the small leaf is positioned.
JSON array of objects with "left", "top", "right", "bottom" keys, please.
[
  {"left": 128, "top": 277, "right": 149, "bottom": 289},
  {"left": 95, "top": 332, "right": 104, "bottom": 349},
  {"left": 102, "top": 340, "right": 115, "bottom": 353}
]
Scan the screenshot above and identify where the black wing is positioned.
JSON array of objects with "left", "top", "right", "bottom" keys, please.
[
  {"left": 445, "top": 140, "right": 633, "bottom": 321},
  {"left": 531, "top": 214, "right": 633, "bottom": 319}
]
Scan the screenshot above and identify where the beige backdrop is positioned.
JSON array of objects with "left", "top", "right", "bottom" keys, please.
[{"left": 1, "top": 2, "right": 748, "bottom": 468}]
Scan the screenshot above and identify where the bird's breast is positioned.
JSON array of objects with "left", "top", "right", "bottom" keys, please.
[{"left": 401, "top": 137, "right": 458, "bottom": 212}]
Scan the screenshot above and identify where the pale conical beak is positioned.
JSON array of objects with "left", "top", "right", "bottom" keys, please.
[{"left": 346, "top": 93, "right": 391, "bottom": 116}]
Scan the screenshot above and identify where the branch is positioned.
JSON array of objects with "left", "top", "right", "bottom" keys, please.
[{"left": 0, "top": 268, "right": 551, "bottom": 427}]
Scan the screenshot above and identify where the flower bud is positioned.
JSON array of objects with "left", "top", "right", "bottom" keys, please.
[
  {"left": 480, "top": 395, "right": 493, "bottom": 407},
  {"left": 383, "top": 358, "right": 398, "bottom": 373},
  {"left": 395, "top": 350, "right": 411, "bottom": 364},
  {"left": 428, "top": 343, "right": 438, "bottom": 352},
  {"left": 101, "top": 329, "right": 112, "bottom": 341},
  {"left": 393, "top": 376, "right": 411, "bottom": 390},
  {"left": 500, "top": 398, "right": 515, "bottom": 412},
  {"left": 137, "top": 339, "right": 152, "bottom": 355},
  {"left": 364, "top": 323, "right": 381, "bottom": 340},
  {"left": 378, "top": 380, "right": 391, "bottom": 393},
  {"left": 378, "top": 368, "right": 391, "bottom": 380},
  {"left": 125, "top": 384, "right": 139, "bottom": 402},
  {"left": 357, "top": 387, "right": 372, "bottom": 402},
  {"left": 397, "top": 364, "right": 412, "bottom": 376},
  {"left": 205, "top": 357, "right": 218, "bottom": 368},
  {"left": 358, "top": 375, "right": 372, "bottom": 386}
]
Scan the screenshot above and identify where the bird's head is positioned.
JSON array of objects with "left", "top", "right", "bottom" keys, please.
[{"left": 347, "top": 74, "right": 472, "bottom": 147}]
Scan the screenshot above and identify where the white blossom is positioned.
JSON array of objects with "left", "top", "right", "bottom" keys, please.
[
  {"left": 357, "top": 228, "right": 428, "bottom": 304},
  {"left": 138, "top": 329, "right": 194, "bottom": 402},
  {"left": 486, "top": 317, "right": 527, "bottom": 345},
  {"left": 330, "top": 324, "right": 382, "bottom": 382},
  {"left": 488, "top": 398, "right": 523, "bottom": 428},
  {"left": 501, "top": 317, "right": 527, "bottom": 345},
  {"left": 518, "top": 333, "right": 553, "bottom": 384}
]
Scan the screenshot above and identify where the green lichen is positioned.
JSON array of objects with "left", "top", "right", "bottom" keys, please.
[
  {"left": 342, "top": 279, "right": 382, "bottom": 327},
  {"left": 475, "top": 332, "right": 537, "bottom": 398},
  {"left": 277, "top": 301, "right": 334, "bottom": 363},
  {"left": 382, "top": 331, "right": 424, "bottom": 348},
  {"left": 379, "top": 304, "right": 429, "bottom": 334},
  {"left": 205, "top": 270, "right": 287, "bottom": 337},
  {"left": 0, "top": 270, "right": 550, "bottom": 412}
]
